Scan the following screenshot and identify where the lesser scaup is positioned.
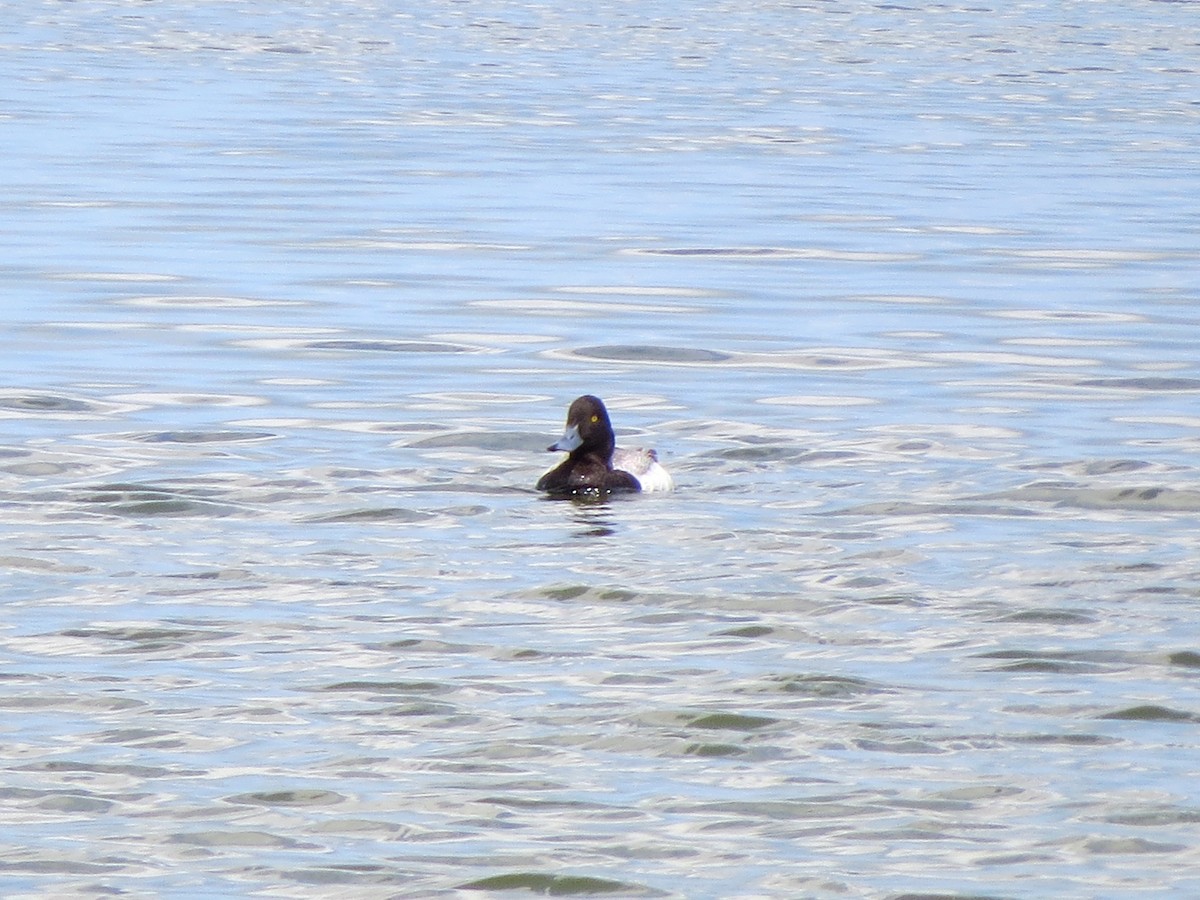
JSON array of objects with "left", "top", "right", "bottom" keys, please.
[{"left": 537, "top": 395, "right": 673, "bottom": 497}]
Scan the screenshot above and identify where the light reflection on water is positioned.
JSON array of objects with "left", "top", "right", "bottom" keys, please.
[{"left": 3, "top": 0, "right": 1200, "bottom": 897}]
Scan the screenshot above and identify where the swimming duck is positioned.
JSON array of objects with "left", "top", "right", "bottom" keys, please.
[{"left": 537, "top": 395, "right": 673, "bottom": 497}]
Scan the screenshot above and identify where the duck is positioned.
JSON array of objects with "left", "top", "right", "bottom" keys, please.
[{"left": 537, "top": 395, "right": 673, "bottom": 497}]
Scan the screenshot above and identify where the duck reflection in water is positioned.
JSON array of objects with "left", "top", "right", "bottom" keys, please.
[{"left": 571, "top": 503, "right": 619, "bottom": 538}]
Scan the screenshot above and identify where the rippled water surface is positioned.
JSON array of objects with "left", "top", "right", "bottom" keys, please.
[{"left": 3, "top": 1, "right": 1200, "bottom": 897}]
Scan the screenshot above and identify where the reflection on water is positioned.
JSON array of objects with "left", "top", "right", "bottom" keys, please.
[{"left": 3, "top": 0, "right": 1200, "bottom": 896}]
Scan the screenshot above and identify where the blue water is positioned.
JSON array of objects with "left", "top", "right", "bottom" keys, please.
[{"left": 3, "top": 1, "right": 1200, "bottom": 897}]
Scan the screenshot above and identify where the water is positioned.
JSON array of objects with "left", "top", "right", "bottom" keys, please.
[{"left": 3, "top": 1, "right": 1200, "bottom": 897}]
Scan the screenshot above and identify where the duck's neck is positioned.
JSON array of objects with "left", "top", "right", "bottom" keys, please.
[{"left": 573, "top": 446, "right": 614, "bottom": 471}]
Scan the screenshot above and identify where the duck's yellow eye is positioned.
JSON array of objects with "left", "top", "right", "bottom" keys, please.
[{"left": 591, "top": 415, "right": 599, "bottom": 423}]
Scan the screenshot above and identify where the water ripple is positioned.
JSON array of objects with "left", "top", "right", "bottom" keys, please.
[
  {"left": 624, "top": 246, "right": 920, "bottom": 262},
  {"left": 0, "top": 393, "right": 142, "bottom": 419}
]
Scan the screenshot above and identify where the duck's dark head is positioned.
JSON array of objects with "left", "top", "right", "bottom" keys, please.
[{"left": 547, "top": 394, "right": 616, "bottom": 459}]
